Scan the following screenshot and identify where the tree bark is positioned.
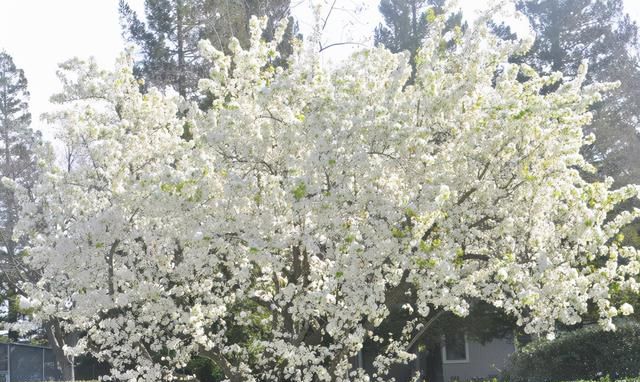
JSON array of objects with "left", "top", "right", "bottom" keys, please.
[
  {"left": 44, "top": 319, "right": 76, "bottom": 380},
  {"left": 176, "top": 0, "right": 186, "bottom": 98}
]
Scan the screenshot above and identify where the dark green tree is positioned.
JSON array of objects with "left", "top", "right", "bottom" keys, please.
[
  {"left": 0, "top": 51, "right": 44, "bottom": 341},
  {"left": 496, "top": 0, "right": 640, "bottom": 188},
  {"left": 119, "top": 0, "right": 295, "bottom": 100},
  {"left": 374, "top": 0, "right": 464, "bottom": 77},
  {"left": 0, "top": 52, "right": 41, "bottom": 257},
  {"left": 375, "top": 0, "right": 436, "bottom": 55},
  {"left": 0, "top": 51, "right": 79, "bottom": 380}
]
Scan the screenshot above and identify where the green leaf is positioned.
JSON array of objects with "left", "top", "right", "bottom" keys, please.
[
  {"left": 391, "top": 227, "right": 405, "bottom": 238},
  {"left": 426, "top": 7, "right": 436, "bottom": 23},
  {"left": 292, "top": 182, "right": 307, "bottom": 201}
]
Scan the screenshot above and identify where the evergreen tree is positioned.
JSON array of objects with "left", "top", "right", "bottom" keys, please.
[
  {"left": 0, "top": 52, "right": 77, "bottom": 380},
  {"left": 0, "top": 52, "right": 40, "bottom": 257},
  {"left": 374, "top": 0, "right": 464, "bottom": 77},
  {"left": 375, "top": 0, "right": 436, "bottom": 55},
  {"left": 119, "top": 0, "right": 295, "bottom": 100},
  {"left": 0, "top": 52, "right": 44, "bottom": 341},
  {"left": 497, "top": 0, "right": 640, "bottom": 188}
]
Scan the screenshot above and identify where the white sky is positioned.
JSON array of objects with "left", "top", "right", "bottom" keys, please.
[{"left": 1, "top": 0, "right": 640, "bottom": 141}]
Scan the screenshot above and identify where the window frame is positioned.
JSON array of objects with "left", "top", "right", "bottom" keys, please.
[{"left": 441, "top": 332, "right": 470, "bottom": 364}]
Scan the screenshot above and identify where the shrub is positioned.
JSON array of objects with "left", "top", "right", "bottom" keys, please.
[{"left": 505, "top": 320, "right": 640, "bottom": 382}]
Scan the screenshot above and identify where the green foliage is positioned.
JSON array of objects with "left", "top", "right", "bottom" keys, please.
[
  {"left": 621, "top": 224, "right": 640, "bottom": 248},
  {"left": 119, "top": 0, "right": 296, "bottom": 100},
  {"left": 586, "top": 379, "right": 640, "bottom": 382},
  {"left": 505, "top": 320, "right": 640, "bottom": 382},
  {"left": 0, "top": 51, "right": 47, "bottom": 344},
  {"left": 292, "top": 182, "right": 306, "bottom": 201},
  {"left": 0, "top": 51, "right": 43, "bottom": 253},
  {"left": 6, "top": 293, "right": 20, "bottom": 341},
  {"left": 610, "top": 288, "right": 640, "bottom": 324},
  {"left": 375, "top": 0, "right": 438, "bottom": 54},
  {"left": 374, "top": 0, "right": 465, "bottom": 78},
  {"left": 185, "top": 356, "right": 225, "bottom": 382}
]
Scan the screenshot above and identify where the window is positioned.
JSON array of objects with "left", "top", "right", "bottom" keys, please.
[{"left": 441, "top": 332, "right": 469, "bottom": 363}]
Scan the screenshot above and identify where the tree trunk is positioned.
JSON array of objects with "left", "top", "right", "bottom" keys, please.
[
  {"left": 176, "top": 0, "right": 186, "bottom": 98},
  {"left": 44, "top": 320, "right": 76, "bottom": 380}
]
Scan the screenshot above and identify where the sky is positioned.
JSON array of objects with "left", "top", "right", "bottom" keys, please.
[{"left": 1, "top": 0, "right": 640, "bottom": 141}]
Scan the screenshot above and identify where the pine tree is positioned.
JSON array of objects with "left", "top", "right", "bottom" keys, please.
[
  {"left": 119, "top": 0, "right": 295, "bottom": 100},
  {"left": 0, "top": 51, "right": 45, "bottom": 338},
  {"left": 0, "top": 52, "right": 79, "bottom": 379},
  {"left": 375, "top": 0, "right": 435, "bottom": 55},
  {"left": 0, "top": 52, "right": 33, "bottom": 257},
  {"left": 0, "top": 52, "right": 41, "bottom": 257},
  {"left": 374, "top": 0, "right": 464, "bottom": 77},
  {"left": 497, "top": 0, "right": 640, "bottom": 188}
]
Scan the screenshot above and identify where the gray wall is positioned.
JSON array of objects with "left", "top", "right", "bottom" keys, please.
[{"left": 442, "top": 337, "right": 515, "bottom": 382}]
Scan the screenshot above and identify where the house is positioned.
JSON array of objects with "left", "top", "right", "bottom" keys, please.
[
  {"left": 436, "top": 333, "right": 515, "bottom": 381},
  {"left": 354, "top": 328, "right": 516, "bottom": 381}
]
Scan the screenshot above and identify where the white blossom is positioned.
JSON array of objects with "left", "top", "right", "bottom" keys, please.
[{"left": 621, "top": 303, "right": 634, "bottom": 316}]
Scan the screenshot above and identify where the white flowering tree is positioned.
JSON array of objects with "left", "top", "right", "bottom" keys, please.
[{"left": 15, "top": 4, "right": 640, "bottom": 381}]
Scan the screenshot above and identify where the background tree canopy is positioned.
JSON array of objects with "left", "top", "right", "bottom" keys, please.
[{"left": 119, "top": 0, "right": 296, "bottom": 100}]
